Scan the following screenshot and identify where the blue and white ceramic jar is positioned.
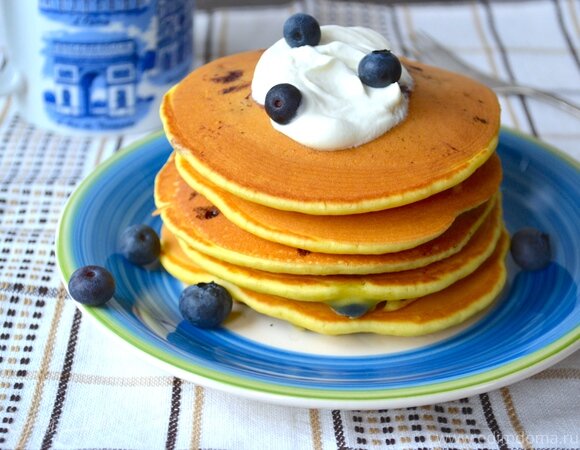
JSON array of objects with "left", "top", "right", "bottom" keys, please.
[{"left": 0, "top": 0, "right": 194, "bottom": 134}]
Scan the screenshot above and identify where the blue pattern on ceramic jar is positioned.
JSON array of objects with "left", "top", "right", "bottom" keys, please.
[
  {"left": 29, "top": 0, "right": 194, "bottom": 132},
  {"left": 39, "top": 0, "right": 156, "bottom": 29},
  {"left": 152, "top": 0, "right": 194, "bottom": 85},
  {"left": 42, "top": 34, "right": 155, "bottom": 130}
]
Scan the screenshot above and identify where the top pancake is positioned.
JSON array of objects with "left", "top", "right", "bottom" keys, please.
[{"left": 161, "top": 50, "right": 500, "bottom": 215}]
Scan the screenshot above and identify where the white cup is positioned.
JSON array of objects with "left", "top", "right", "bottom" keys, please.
[{"left": 0, "top": 0, "right": 194, "bottom": 135}]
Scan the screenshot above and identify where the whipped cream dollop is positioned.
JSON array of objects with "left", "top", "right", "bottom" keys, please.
[{"left": 251, "top": 25, "right": 413, "bottom": 150}]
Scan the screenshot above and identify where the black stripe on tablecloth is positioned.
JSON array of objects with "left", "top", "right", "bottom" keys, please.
[
  {"left": 553, "top": 0, "right": 580, "bottom": 70},
  {"left": 479, "top": 392, "right": 511, "bottom": 450},
  {"left": 40, "top": 308, "right": 82, "bottom": 450},
  {"left": 0, "top": 282, "right": 59, "bottom": 298},
  {"left": 332, "top": 409, "right": 347, "bottom": 449},
  {"left": 165, "top": 377, "right": 183, "bottom": 450},
  {"left": 481, "top": 0, "right": 539, "bottom": 137}
]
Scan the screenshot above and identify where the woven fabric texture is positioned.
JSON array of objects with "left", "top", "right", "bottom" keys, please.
[{"left": 0, "top": 1, "right": 578, "bottom": 449}]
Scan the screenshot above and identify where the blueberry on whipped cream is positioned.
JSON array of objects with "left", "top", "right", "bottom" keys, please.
[
  {"left": 251, "top": 17, "right": 413, "bottom": 150},
  {"left": 265, "top": 83, "right": 303, "bottom": 124},
  {"left": 283, "top": 13, "right": 321, "bottom": 48},
  {"left": 358, "top": 50, "right": 402, "bottom": 88}
]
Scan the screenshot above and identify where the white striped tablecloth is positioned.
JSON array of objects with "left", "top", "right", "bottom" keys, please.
[{"left": 0, "top": 1, "right": 578, "bottom": 449}]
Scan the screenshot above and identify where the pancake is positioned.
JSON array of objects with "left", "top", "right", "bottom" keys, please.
[
  {"left": 155, "top": 154, "right": 498, "bottom": 274},
  {"left": 159, "top": 227, "right": 415, "bottom": 313},
  {"left": 161, "top": 51, "right": 500, "bottom": 215},
  {"left": 173, "top": 202, "right": 503, "bottom": 303},
  {"left": 173, "top": 151, "right": 502, "bottom": 254},
  {"left": 161, "top": 227, "right": 509, "bottom": 336}
]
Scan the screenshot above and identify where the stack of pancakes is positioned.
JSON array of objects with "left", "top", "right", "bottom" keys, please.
[{"left": 155, "top": 50, "right": 508, "bottom": 336}]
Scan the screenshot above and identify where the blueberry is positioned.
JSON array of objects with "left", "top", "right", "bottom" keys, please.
[
  {"left": 510, "top": 228, "right": 551, "bottom": 271},
  {"left": 283, "top": 13, "right": 321, "bottom": 48},
  {"left": 120, "top": 224, "right": 161, "bottom": 266},
  {"left": 265, "top": 83, "right": 302, "bottom": 125},
  {"left": 179, "top": 282, "right": 233, "bottom": 328},
  {"left": 68, "top": 265, "right": 115, "bottom": 306},
  {"left": 358, "top": 50, "right": 402, "bottom": 88},
  {"left": 329, "top": 301, "right": 372, "bottom": 319}
]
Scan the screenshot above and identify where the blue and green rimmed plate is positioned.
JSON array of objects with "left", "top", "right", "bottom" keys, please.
[{"left": 56, "top": 128, "right": 579, "bottom": 409}]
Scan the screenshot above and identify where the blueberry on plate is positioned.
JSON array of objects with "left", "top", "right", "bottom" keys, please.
[
  {"left": 358, "top": 50, "right": 402, "bottom": 88},
  {"left": 283, "top": 13, "right": 321, "bottom": 48},
  {"left": 120, "top": 224, "right": 161, "bottom": 266},
  {"left": 265, "top": 83, "right": 302, "bottom": 125},
  {"left": 179, "top": 282, "right": 233, "bottom": 328},
  {"left": 68, "top": 265, "right": 115, "bottom": 306},
  {"left": 510, "top": 227, "right": 551, "bottom": 271}
]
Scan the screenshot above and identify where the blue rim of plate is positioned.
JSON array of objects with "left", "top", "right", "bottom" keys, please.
[{"left": 56, "top": 127, "right": 580, "bottom": 408}]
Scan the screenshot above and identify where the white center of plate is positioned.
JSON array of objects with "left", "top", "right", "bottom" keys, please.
[{"left": 226, "top": 303, "right": 489, "bottom": 356}]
